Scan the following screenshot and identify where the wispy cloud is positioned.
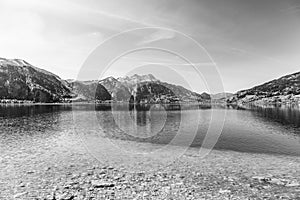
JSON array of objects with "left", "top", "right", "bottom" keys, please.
[
  {"left": 280, "top": 4, "right": 300, "bottom": 14},
  {"left": 139, "top": 61, "right": 216, "bottom": 66},
  {"left": 138, "top": 30, "right": 176, "bottom": 45},
  {"left": 121, "top": 55, "right": 216, "bottom": 67},
  {"left": 230, "top": 47, "right": 291, "bottom": 66},
  {"left": 96, "top": 10, "right": 153, "bottom": 27}
]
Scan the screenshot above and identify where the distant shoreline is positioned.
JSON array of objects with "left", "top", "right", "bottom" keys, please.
[
  {"left": 0, "top": 99, "right": 299, "bottom": 109},
  {"left": 0, "top": 99, "right": 211, "bottom": 105}
]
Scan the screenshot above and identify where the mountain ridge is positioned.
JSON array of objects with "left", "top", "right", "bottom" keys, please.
[
  {"left": 98, "top": 74, "right": 209, "bottom": 103},
  {"left": 0, "top": 58, "right": 71, "bottom": 102},
  {"left": 0, "top": 58, "right": 209, "bottom": 103},
  {"left": 228, "top": 71, "right": 300, "bottom": 104},
  {"left": 1, "top": 57, "right": 299, "bottom": 105}
]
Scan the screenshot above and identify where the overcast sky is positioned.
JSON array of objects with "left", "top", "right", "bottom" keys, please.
[{"left": 0, "top": 0, "right": 299, "bottom": 93}]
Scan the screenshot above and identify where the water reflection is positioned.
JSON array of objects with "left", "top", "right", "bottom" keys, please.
[
  {"left": 96, "top": 103, "right": 182, "bottom": 143},
  {"left": 248, "top": 105, "right": 300, "bottom": 128},
  {"left": 0, "top": 104, "right": 299, "bottom": 156},
  {"left": 0, "top": 104, "right": 72, "bottom": 118},
  {"left": 0, "top": 105, "right": 73, "bottom": 156}
]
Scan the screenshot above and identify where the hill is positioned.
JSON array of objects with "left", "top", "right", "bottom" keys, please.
[
  {"left": 228, "top": 72, "right": 300, "bottom": 104},
  {"left": 98, "top": 74, "right": 208, "bottom": 103},
  {"left": 0, "top": 57, "right": 216, "bottom": 103},
  {"left": 0, "top": 58, "right": 71, "bottom": 102}
]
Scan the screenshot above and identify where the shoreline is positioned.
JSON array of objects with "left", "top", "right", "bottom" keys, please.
[{"left": 0, "top": 100, "right": 299, "bottom": 108}]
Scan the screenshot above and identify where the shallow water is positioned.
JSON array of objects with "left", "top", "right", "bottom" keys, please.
[{"left": 0, "top": 104, "right": 299, "bottom": 156}]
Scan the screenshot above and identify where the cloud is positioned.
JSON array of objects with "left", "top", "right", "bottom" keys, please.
[
  {"left": 230, "top": 47, "right": 291, "bottom": 65},
  {"left": 138, "top": 61, "right": 216, "bottom": 67},
  {"left": 96, "top": 10, "right": 153, "bottom": 27},
  {"left": 138, "top": 30, "right": 176, "bottom": 45},
  {"left": 0, "top": 0, "right": 152, "bottom": 37},
  {"left": 0, "top": 0, "right": 154, "bottom": 79},
  {"left": 280, "top": 4, "right": 300, "bottom": 14}
]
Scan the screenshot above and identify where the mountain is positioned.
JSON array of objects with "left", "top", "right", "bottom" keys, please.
[
  {"left": 98, "top": 74, "right": 207, "bottom": 103},
  {"left": 99, "top": 77, "right": 131, "bottom": 101},
  {"left": 211, "top": 92, "right": 234, "bottom": 100},
  {"left": 228, "top": 72, "right": 300, "bottom": 104},
  {"left": 200, "top": 92, "right": 211, "bottom": 100},
  {"left": 117, "top": 74, "right": 158, "bottom": 84},
  {"left": 0, "top": 58, "right": 71, "bottom": 102},
  {"left": 134, "top": 82, "right": 177, "bottom": 103},
  {"left": 68, "top": 80, "right": 111, "bottom": 102},
  {"left": 0, "top": 58, "right": 212, "bottom": 103}
]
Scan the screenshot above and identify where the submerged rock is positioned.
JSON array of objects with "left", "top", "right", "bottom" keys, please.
[
  {"left": 91, "top": 180, "right": 115, "bottom": 188},
  {"left": 285, "top": 181, "right": 300, "bottom": 187},
  {"left": 219, "top": 189, "right": 231, "bottom": 194},
  {"left": 14, "top": 192, "right": 28, "bottom": 198}
]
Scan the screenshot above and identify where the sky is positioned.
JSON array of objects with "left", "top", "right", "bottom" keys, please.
[{"left": 0, "top": 0, "right": 300, "bottom": 93}]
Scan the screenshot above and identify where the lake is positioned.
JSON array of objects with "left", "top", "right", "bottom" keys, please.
[{"left": 0, "top": 104, "right": 299, "bottom": 157}]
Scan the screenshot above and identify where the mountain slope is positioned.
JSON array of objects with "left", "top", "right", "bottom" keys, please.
[
  {"left": 228, "top": 71, "right": 300, "bottom": 104},
  {"left": 99, "top": 77, "right": 131, "bottom": 101},
  {"left": 0, "top": 58, "right": 212, "bottom": 103},
  {"left": 0, "top": 58, "right": 71, "bottom": 102},
  {"left": 211, "top": 92, "right": 234, "bottom": 100},
  {"left": 68, "top": 80, "right": 111, "bottom": 101},
  {"left": 99, "top": 74, "right": 206, "bottom": 103}
]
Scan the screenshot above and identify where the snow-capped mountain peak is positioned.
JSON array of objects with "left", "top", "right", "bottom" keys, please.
[
  {"left": 117, "top": 74, "right": 159, "bottom": 84},
  {"left": 0, "top": 58, "right": 31, "bottom": 67}
]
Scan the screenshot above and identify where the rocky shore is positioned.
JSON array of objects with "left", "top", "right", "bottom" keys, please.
[{"left": 1, "top": 131, "right": 300, "bottom": 200}]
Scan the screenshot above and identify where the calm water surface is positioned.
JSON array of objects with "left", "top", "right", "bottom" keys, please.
[{"left": 0, "top": 104, "right": 299, "bottom": 156}]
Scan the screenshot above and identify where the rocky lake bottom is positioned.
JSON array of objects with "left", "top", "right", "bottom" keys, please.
[{"left": 1, "top": 130, "right": 300, "bottom": 200}]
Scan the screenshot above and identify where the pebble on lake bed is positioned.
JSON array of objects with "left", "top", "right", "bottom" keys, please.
[{"left": 91, "top": 180, "right": 115, "bottom": 188}]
